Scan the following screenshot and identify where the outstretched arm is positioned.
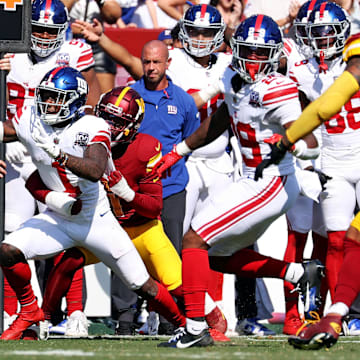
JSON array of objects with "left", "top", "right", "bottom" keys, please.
[
  {"left": 154, "top": 102, "right": 230, "bottom": 176},
  {"left": 73, "top": 19, "right": 143, "bottom": 80}
]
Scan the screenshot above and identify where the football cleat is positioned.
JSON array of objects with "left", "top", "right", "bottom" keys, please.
[
  {"left": 288, "top": 314, "right": 342, "bottom": 350},
  {"left": 342, "top": 317, "right": 360, "bottom": 336},
  {"left": 235, "top": 318, "right": 276, "bottom": 336},
  {"left": 65, "top": 310, "right": 89, "bottom": 337},
  {"left": 283, "top": 314, "right": 304, "bottom": 336},
  {"left": 205, "top": 306, "right": 227, "bottom": 334},
  {"left": 49, "top": 318, "right": 67, "bottom": 335},
  {"left": 39, "top": 320, "right": 51, "bottom": 340},
  {"left": 294, "top": 260, "right": 325, "bottom": 315},
  {"left": 137, "top": 311, "right": 159, "bottom": 335},
  {"left": 158, "top": 327, "right": 214, "bottom": 348},
  {"left": 1, "top": 302, "right": 44, "bottom": 340},
  {"left": 209, "top": 328, "right": 231, "bottom": 342}
]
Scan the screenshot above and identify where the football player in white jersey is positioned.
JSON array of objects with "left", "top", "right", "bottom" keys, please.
[
  {"left": 71, "top": 4, "right": 237, "bottom": 331},
  {"left": 3, "top": 0, "right": 101, "bottom": 333},
  {"left": 280, "top": 0, "right": 331, "bottom": 336},
  {"left": 154, "top": 15, "right": 324, "bottom": 348},
  {"left": 5, "top": 0, "right": 100, "bottom": 234},
  {"left": 0, "top": 66, "right": 189, "bottom": 341},
  {"left": 288, "top": 2, "right": 354, "bottom": 318}
]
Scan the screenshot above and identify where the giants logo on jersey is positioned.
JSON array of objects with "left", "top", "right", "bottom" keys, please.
[
  {"left": 74, "top": 132, "right": 89, "bottom": 147},
  {"left": 249, "top": 91, "right": 261, "bottom": 107},
  {"left": 56, "top": 53, "right": 70, "bottom": 67}
]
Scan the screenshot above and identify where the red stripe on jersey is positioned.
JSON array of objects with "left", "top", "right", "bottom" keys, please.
[
  {"left": 200, "top": 4, "right": 207, "bottom": 19},
  {"left": 319, "top": 2, "right": 327, "bottom": 19},
  {"left": 77, "top": 51, "right": 95, "bottom": 69},
  {"left": 263, "top": 85, "right": 298, "bottom": 104},
  {"left": 91, "top": 134, "right": 111, "bottom": 151},
  {"left": 263, "top": 94, "right": 299, "bottom": 106},
  {"left": 197, "top": 176, "right": 286, "bottom": 242},
  {"left": 254, "top": 15, "right": 264, "bottom": 39},
  {"left": 283, "top": 39, "right": 293, "bottom": 56}
]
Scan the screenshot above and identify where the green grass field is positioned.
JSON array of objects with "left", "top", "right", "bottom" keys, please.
[{"left": 1, "top": 329, "right": 360, "bottom": 360}]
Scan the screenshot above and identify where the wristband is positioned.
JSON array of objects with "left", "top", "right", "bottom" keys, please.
[
  {"left": 97, "top": 0, "right": 105, "bottom": 7},
  {"left": 55, "top": 151, "right": 69, "bottom": 167},
  {"left": 176, "top": 141, "right": 192, "bottom": 156},
  {"left": 291, "top": 139, "right": 319, "bottom": 160}
]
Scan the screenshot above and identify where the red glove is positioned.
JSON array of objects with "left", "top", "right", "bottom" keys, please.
[
  {"left": 108, "top": 170, "right": 123, "bottom": 188},
  {"left": 153, "top": 145, "right": 183, "bottom": 178},
  {"left": 264, "top": 134, "right": 295, "bottom": 151}
]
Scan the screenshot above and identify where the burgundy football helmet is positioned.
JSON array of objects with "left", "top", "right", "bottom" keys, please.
[{"left": 95, "top": 86, "right": 145, "bottom": 146}]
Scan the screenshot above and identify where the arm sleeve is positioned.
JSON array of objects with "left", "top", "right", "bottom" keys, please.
[
  {"left": 128, "top": 175, "right": 163, "bottom": 219},
  {"left": 286, "top": 71, "right": 360, "bottom": 144}
]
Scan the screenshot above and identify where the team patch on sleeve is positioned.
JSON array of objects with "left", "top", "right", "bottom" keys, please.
[{"left": 343, "top": 33, "right": 360, "bottom": 62}]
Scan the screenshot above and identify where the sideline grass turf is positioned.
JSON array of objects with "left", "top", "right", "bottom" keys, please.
[{"left": 1, "top": 335, "right": 360, "bottom": 360}]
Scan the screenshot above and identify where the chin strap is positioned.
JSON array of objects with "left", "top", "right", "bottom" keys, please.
[{"left": 319, "top": 51, "right": 328, "bottom": 74}]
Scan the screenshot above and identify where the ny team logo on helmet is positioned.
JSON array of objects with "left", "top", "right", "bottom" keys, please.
[
  {"left": 31, "top": 0, "right": 69, "bottom": 57},
  {"left": 36, "top": 66, "right": 88, "bottom": 126},
  {"left": 307, "top": 1, "right": 350, "bottom": 59},
  {"left": 95, "top": 86, "right": 145, "bottom": 146},
  {"left": 230, "top": 15, "right": 283, "bottom": 83},
  {"left": 179, "top": 4, "right": 225, "bottom": 57},
  {"left": 293, "top": 0, "right": 327, "bottom": 57}
]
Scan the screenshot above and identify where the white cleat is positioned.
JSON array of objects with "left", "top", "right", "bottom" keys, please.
[{"left": 65, "top": 311, "right": 89, "bottom": 337}]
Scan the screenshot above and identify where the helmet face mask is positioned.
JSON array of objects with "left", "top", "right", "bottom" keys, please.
[
  {"left": 307, "top": 2, "right": 350, "bottom": 60},
  {"left": 36, "top": 66, "right": 88, "bottom": 126},
  {"left": 31, "top": 0, "right": 69, "bottom": 57},
  {"left": 230, "top": 15, "right": 283, "bottom": 83},
  {"left": 95, "top": 87, "right": 145, "bottom": 147},
  {"left": 179, "top": 5, "right": 225, "bottom": 57}
]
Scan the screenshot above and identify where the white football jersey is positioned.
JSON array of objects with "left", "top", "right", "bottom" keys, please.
[
  {"left": 13, "top": 107, "right": 111, "bottom": 218},
  {"left": 289, "top": 55, "right": 360, "bottom": 169},
  {"left": 282, "top": 37, "right": 307, "bottom": 76},
  {"left": 167, "top": 47, "right": 232, "bottom": 158},
  {"left": 220, "top": 68, "right": 301, "bottom": 177},
  {"left": 7, "top": 39, "right": 95, "bottom": 120}
]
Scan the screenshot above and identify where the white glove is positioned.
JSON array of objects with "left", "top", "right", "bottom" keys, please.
[
  {"left": 108, "top": 170, "right": 135, "bottom": 202},
  {"left": 45, "top": 191, "right": 81, "bottom": 216},
  {"left": 5, "top": 142, "right": 28, "bottom": 163},
  {"left": 31, "top": 118, "right": 61, "bottom": 159}
]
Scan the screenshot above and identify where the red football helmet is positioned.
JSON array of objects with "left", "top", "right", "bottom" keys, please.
[{"left": 95, "top": 86, "right": 145, "bottom": 146}]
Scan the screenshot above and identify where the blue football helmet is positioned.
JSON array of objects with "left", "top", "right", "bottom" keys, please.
[
  {"left": 179, "top": 4, "right": 225, "bottom": 57},
  {"left": 32, "top": 0, "right": 69, "bottom": 57},
  {"left": 307, "top": 1, "right": 350, "bottom": 59},
  {"left": 230, "top": 15, "right": 283, "bottom": 83},
  {"left": 293, "top": 0, "right": 327, "bottom": 57},
  {"left": 36, "top": 66, "right": 88, "bottom": 126}
]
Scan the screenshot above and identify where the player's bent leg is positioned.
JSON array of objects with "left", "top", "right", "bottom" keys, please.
[
  {"left": 136, "top": 278, "right": 186, "bottom": 329},
  {"left": 158, "top": 230, "right": 214, "bottom": 348},
  {"left": 0, "top": 244, "right": 44, "bottom": 340},
  {"left": 42, "top": 248, "right": 86, "bottom": 322}
]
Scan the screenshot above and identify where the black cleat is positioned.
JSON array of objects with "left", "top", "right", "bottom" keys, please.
[
  {"left": 294, "top": 260, "right": 325, "bottom": 316},
  {"left": 158, "top": 327, "right": 214, "bottom": 348}
]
